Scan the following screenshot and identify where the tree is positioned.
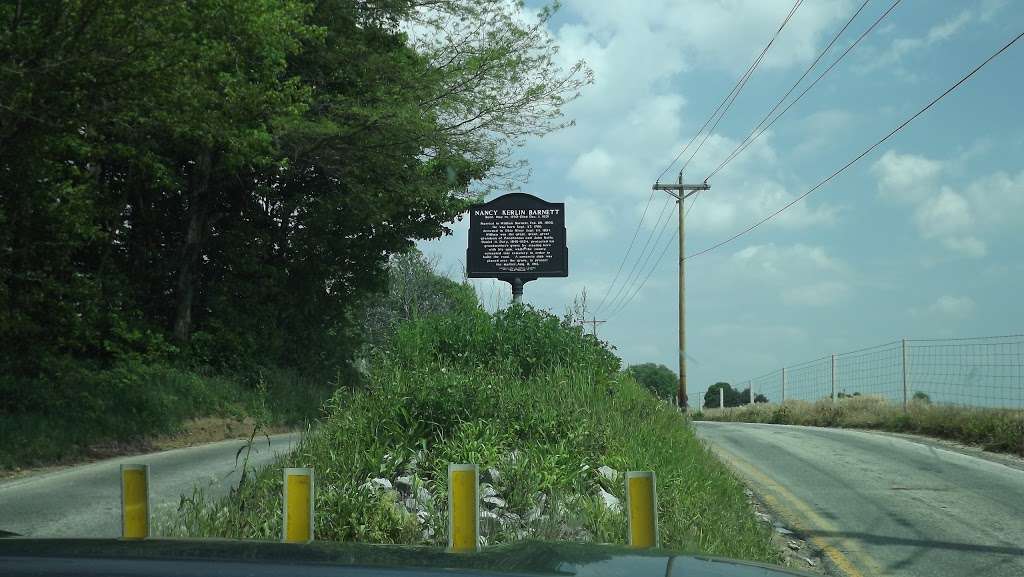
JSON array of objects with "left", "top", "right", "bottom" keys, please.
[
  {"left": 704, "top": 382, "right": 750, "bottom": 408},
  {"left": 1, "top": 0, "right": 590, "bottom": 382},
  {"left": 360, "top": 249, "right": 478, "bottom": 351},
  {"left": 627, "top": 363, "right": 677, "bottom": 400}
]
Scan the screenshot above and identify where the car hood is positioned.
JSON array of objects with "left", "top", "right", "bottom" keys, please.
[{"left": 0, "top": 538, "right": 813, "bottom": 577}]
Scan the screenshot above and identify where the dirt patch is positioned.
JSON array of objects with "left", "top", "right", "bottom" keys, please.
[
  {"left": 151, "top": 416, "right": 290, "bottom": 450},
  {"left": 0, "top": 417, "right": 294, "bottom": 481}
]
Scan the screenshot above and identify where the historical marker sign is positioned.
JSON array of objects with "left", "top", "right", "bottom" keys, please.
[{"left": 467, "top": 193, "right": 568, "bottom": 280}]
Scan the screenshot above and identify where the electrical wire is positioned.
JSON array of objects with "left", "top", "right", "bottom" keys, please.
[
  {"left": 706, "top": 0, "right": 901, "bottom": 181},
  {"left": 677, "top": 0, "right": 806, "bottom": 175},
  {"left": 602, "top": 1, "right": 804, "bottom": 316},
  {"left": 600, "top": 196, "right": 674, "bottom": 315},
  {"left": 687, "top": 29, "right": 1024, "bottom": 262},
  {"left": 654, "top": 0, "right": 805, "bottom": 184},
  {"left": 592, "top": 188, "right": 657, "bottom": 315},
  {"left": 606, "top": 192, "right": 699, "bottom": 320}
]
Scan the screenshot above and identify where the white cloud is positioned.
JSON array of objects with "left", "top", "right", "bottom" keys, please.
[
  {"left": 732, "top": 243, "right": 844, "bottom": 275},
  {"left": 565, "top": 194, "right": 612, "bottom": 244},
  {"left": 727, "top": 243, "right": 851, "bottom": 307},
  {"left": 864, "top": 10, "right": 975, "bottom": 74},
  {"left": 913, "top": 188, "right": 973, "bottom": 239},
  {"left": 873, "top": 150, "right": 1023, "bottom": 259},
  {"left": 783, "top": 281, "right": 850, "bottom": 307},
  {"left": 871, "top": 150, "right": 942, "bottom": 203},
  {"left": 563, "top": 0, "right": 853, "bottom": 73},
  {"left": 980, "top": 0, "right": 1008, "bottom": 23},
  {"left": 795, "top": 109, "right": 856, "bottom": 156},
  {"left": 926, "top": 295, "right": 976, "bottom": 318},
  {"left": 964, "top": 169, "right": 1024, "bottom": 229},
  {"left": 568, "top": 148, "right": 615, "bottom": 189}
]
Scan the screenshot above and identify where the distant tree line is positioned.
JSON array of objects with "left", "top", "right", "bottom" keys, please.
[{"left": 704, "top": 382, "right": 768, "bottom": 408}]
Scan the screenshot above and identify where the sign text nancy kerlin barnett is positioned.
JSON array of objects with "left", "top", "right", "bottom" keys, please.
[{"left": 466, "top": 193, "right": 567, "bottom": 298}]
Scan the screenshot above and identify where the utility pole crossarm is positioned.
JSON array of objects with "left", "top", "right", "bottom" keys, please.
[
  {"left": 582, "top": 317, "right": 606, "bottom": 338},
  {"left": 652, "top": 181, "right": 710, "bottom": 199}
]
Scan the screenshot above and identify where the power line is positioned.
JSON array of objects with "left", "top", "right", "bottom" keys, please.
[
  {"left": 600, "top": 196, "right": 674, "bottom": 315},
  {"left": 704, "top": 0, "right": 873, "bottom": 179},
  {"left": 654, "top": 0, "right": 805, "bottom": 184},
  {"left": 607, "top": 207, "right": 679, "bottom": 320},
  {"left": 593, "top": 188, "right": 656, "bottom": 315},
  {"left": 607, "top": 191, "right": 700, "bottom": 320},
  {"left": 605, "top": 0, "right": 803, "bottom": 317},
  {"left": 678, "top": 0, "right": 805, "bottom": 175},
  {"left": 686, "top": 29, "right": 1024, "bottom": 262},
  {"left": 706, "top": 0, "right": 901, "bottom": 181}
]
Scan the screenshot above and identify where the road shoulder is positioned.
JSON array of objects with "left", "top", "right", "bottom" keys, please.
[{"left": 0, "top": 417, "right": 297, "bottom": 483}]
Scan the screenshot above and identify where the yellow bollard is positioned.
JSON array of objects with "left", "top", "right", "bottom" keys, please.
[
  {"left": 282, "top": 468, "right": 314, "bottom": 543},
  {"left": 447, "top": 464, "right": 479, "bottom": 552},
  {"left": 626, "top": 471, "right": 659, "bottom": 549},
  {"left": 120, "top": 464, "right": 150, "bottom": 540}
]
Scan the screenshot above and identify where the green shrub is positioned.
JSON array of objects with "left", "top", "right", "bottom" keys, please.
[{"left": 158, "top": 305, "right": 778, "bottom": 563}]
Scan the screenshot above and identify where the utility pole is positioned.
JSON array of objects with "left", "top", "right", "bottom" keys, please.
[
  {"left": 652, "top": 172, "right": 710, "bottom": 411},
  {"left": 582, "top": 318, "right": 606, "bottom": 338}
]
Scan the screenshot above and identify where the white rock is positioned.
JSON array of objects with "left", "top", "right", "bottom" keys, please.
[
  {"left": 415, "top": 486, "right": 431, "bottom": 505},
  {"left": 395, "top": 476, "right": 413, "bottom": 493},
  {"left": 480, "top": 483, "right": 498, "bottom": 500},
  {"left": 597, "top": 465, "right": 619, "bottom": 482},
  {"left": 404, "top": 497, "right": 419, "bottom": 512},
  {"left": 483, "top": 495, "right": 507, "bottom": 508},
  {"left": 774, "top": 526, "right": 794, "bottom": 536},
  {"left": 597, "top": 488, "right": 621, "bottom": 513},
  {"left": 360, "top": 477, "right": 392, "bottom": 492},
  {"left": 485, "top": 467, "right": 502, "bottom": 485},
  {"left": 805, "top": 557, "right": 819, "bottom": 567},
  {"left": 526, "top": 506, "right": 544, "bottom": 523},
  {"left": 480, "top": 509, "right": 501, "bottom": 536}
]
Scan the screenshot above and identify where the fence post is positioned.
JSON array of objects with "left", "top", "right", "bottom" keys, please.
[
  {"left": 748, "top": 381, "right": 754, "bottom": 406},
  {"left": 781, "top": 367, "right": 786, "bottom": 403},
  {"left": 831, "top": 353, "right": 837, "bottom": 401},
  {"left": 719, "top": 387, "right": 724, "bottom": 409},
  {"left": 901, "top": 338, "right": 908, "bottom": 411}
]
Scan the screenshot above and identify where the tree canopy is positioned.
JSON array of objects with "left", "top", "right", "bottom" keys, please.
[
  {"left": 0, "top": 0, "right": 590, "bottom": 391},
  {"left": 627, "top": 363, "right": 677, "bottom": 400}
]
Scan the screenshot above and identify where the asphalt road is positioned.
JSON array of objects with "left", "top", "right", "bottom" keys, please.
[
  {"left": 0, "top": 433, "right": 301, "bottom": 537},
  {"left": 694, "top": 421, "right": 1024, "bottom": 577}
]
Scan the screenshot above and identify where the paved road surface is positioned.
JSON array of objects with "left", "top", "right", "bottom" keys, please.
[
  {"left": 0, "top": 433, "right": 301, "bottom": 537},
  {"left": 694, "top": 421, "right": 1024, "bottom": 577}
]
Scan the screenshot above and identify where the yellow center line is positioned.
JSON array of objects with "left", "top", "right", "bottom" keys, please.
[{"left": 710, "top": 444, "right": 883, "bottom": 577}]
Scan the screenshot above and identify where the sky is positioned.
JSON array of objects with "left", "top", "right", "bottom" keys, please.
[{"left": 418, "top": 0, "right": 1024, "bottom": 401}]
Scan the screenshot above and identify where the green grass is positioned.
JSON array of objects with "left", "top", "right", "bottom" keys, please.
[
  {"left": 156, "top": 305, "right": 779, "bottom": 564},
  {"left": 694, "top": 396, "right": 1024, "bottom": 456},
  {"left": 0, "top": 362, "right": 332, "bottom": 470}
]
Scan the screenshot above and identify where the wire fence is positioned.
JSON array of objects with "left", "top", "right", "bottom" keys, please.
[{"left": 733, "top": 335, "right": 1024, "bottom": 409}]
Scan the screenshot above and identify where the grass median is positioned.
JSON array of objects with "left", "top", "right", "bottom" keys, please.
[
  {"left": 694, "top": 396, "right": 1024, "bottom": 456},
  {"left": 158, "top": 304, "right": 779, "bottom": 563}
]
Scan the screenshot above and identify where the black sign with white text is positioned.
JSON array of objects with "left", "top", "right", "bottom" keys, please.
[{"left": 466, "top": 193, "right": 568, "bottom": 279}]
